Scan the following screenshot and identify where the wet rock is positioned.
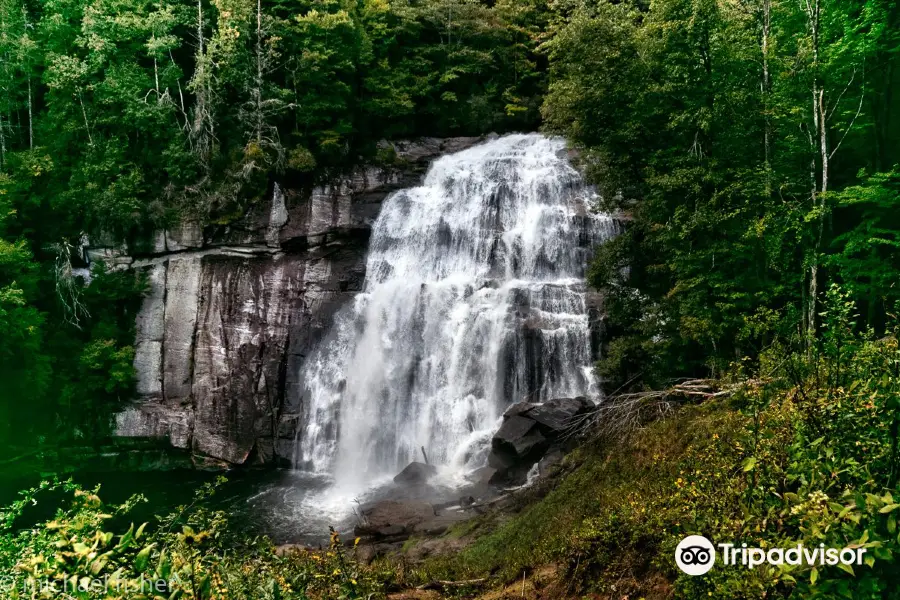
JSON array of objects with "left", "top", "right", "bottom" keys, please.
[
  {"left": 190, "top": 254, "right": 305, "bottom": 464},
  {"left": 467, "top": 466, "right": 498, "bottom": 486},
  {"left": 165, "top": 220, "right": 203, "bottom": 251},
  {"left": 354, "top": 542, "right": 399, "bottom": 564},
  {"left": 538, "top": 447, "right": 565, "bottom": 474},
  {"left": 164, "top": 257, "right": 201, "bottom": 403},
  {"left": 132, "top": 263, "right": 166, "bottom": 398},
  {"left": 393, "top": 461, "right": 438, "bottom": 484},
  {"left": 502, "top": 401, "right": 538, "bottom": 418},
  {"left": 486, "top": 396, "right": 594, "bottom": 485},
  {"left": 191, "top": 454, "right": 232, "bottom": 471},
  {"left": 463, "top": 466, "right": 499, "bottom": 496},
  {"left": 355, "top": 500, "right": 435, "bottom": 539},
  {"left": 273, "top": 439, "right": 295, "bottom": 467},
  {"left": 487, "top": 450, "right": 516, "bottom": 470},
  {"left": 488, "top": 415, "right": 550, "bottom": 485},
  {"left": 416, "top": 524, "right": 448, "bottom": 536},
  {"left": 128, "top": 230, "right": 167, "bottom": 256},
  {"left": 378, "top": 524, "right": 406, "bottom": 538},
  {"left": 493, "top": 415, "right": 536, "bottom": 446},
  {"left": 488, "top": 468, "right": 512, "bottom": 485},
  {"left": 492, "top": 415, "right": 548, "bottom": 458},
  {"left": 115, "top": 402, "right": 193, "bottom": 449},
  {"left": 277, "top": 414, "right": 300, "bottom": 439},
  {"left": 250, "top": 438, "right": 275, "bottom": 465},
  {"left": 412, "top": 511, "right": 471, "bottom": 536}
]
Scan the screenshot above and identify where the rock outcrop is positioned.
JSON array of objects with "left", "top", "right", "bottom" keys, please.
[
  {"left": 394, "top": 462, "right": 438, "bottom": 485},
  {"left": 354, "top": 499, "right": 473, "bottom": 543},
  {"left": 354, "top": 500, "right": 436, "bottom": 539},
  {"left": 111, "top": 137, "right": 487, "bottom": 466},
  {"left": 487, "top": 396, "right": 593, "bottom": 484}
]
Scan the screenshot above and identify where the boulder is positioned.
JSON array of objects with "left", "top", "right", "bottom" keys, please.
[
  {"left": 488, "top": 468, "right": 513, "bottom": 485},
  {"left": 526, "top": 396, "right": 592, "bottom": 433},
  {"left": 491, "top": 415, "right": 548, "bottom": 459},
  {"left": 466, "top": 466, "right": 498, "bottom": 486},
  {"left": 487, "top": 450, "right": 516, "bottom": 470},
  {"left": 488, "top": 415, "right": 550, "bottom": 485},
  {"left": 354, "top": 542, "right": 399, "bottom": 565},
  {"left": 377, "top": 524, "right": 406, "bottom": 538},
  {"left": 461, "top": 466, "right": 499, "bottom": 497},
  {"left": 538, "top": 447, "right": 565, "bottom": 474},
  {"left": 355, "top": 500, "right": 435, "bottom": 539},
  {"left": 493, "top": 415, "right": 536, "bottom": 446},
  {"left": 502, "top": 401, "right": 538, "bottom": 418},
  {"left": 486, "top": 397, "right": 594, "bottom": 485},
  {"left": 393, "top": 461, "right": 438, "bottom": 484}
]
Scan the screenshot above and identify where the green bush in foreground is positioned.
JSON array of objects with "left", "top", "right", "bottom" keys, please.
[{"left": 0, "top": 478, "right": 381, "bottom": 600}]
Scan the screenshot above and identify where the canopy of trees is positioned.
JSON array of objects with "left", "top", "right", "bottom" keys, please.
[
  {"left": 544, "top": 0, "right": 900, "bottom": 391},
  {"left": 0, "top": 0, "right": 547, "bottom": 450}
]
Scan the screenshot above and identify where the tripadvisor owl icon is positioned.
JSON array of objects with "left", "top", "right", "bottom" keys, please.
[{"left": 676, "top": 535, "right": 716, "bottom": 575}]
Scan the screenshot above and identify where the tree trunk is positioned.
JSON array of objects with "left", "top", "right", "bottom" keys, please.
[
  {"left": 255, "top": 0, "right": 263, "bottom": 144},
  {"left": 762, "top": 0, "right": 771, "bottom": 196},
  {"left": 0, "top": 113, "right": 7, "bottom": 172},
  {"left": 806, "top": 0, "right": 822, "bottom": 342},
  {"left": 26, "top": 76, "right": 32, "bottom": 149},
  {"left": 79, "top": 93, "right": 93, "bottom": 146}
]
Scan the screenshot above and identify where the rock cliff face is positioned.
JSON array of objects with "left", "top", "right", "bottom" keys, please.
[{"left": 111, "top": 137, "right": 488, "bottom": 467}]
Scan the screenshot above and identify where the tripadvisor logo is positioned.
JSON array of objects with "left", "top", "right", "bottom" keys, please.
[
  {"left": 676, "top": 535, "right": 716, "bottom": 575},
  {"left": 675, "top": 535, "right": 870, "bottom": 576}
]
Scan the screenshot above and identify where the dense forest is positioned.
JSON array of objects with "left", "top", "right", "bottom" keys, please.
[
  {"left": 0, "top": 0, "right": 547, "bottom": 449},
  {"left": 544, "top": 0, "right": 900, "bottom": 394},
  {"left": 4, "top": 0, "right": 900, "bottom": 598}
]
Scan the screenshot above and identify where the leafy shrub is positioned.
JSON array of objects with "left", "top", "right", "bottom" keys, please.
[{"left": 0, "top": 478, "right": 383, "bottom": 600}]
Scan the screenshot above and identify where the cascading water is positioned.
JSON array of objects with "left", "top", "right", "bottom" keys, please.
[{"left": 294, "top": 134, "right": 618, "bottom": 496}]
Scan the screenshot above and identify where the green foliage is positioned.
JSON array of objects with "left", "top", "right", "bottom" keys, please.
[
  {"left": 0, "top": 0, "right": 551, "bottom": 453},
  {"left": 0, "top": 477, "right": 382, "bottom": 599},
  {"left": 543, "top": 0, "right": 900, "bottom": 391},
  {"left": 827, "top": 170, "right": 900, "bottom": 325}
]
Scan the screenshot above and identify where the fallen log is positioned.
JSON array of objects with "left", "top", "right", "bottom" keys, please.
[{"left": 416, "top": 578, "right": 487, "bottom": 591}]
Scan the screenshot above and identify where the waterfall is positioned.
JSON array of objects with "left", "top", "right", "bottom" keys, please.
[{"left": 294, "top": 134, "right": 618, "bottom": 491}]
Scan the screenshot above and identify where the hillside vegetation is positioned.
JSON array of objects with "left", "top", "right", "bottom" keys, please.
[{"left": 398, "top": 289, "right": 900, "bottom": 598}]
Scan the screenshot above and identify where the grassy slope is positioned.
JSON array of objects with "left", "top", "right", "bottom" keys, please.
[{"left": 388, "top": 401, "right": 754, "bottom": 599}]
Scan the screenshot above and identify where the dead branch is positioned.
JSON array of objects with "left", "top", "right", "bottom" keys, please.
[
  {"left": 51, "top": 239, "right": 89, "bottom": 328},
  {"left": 564, "top": 379, "right": 764, "bottom": 442},
  {"left": 416, "top": 578, "right": 487, "bottom": 591}
]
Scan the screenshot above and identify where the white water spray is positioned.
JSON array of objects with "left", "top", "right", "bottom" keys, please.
[{"left": 294, "top": 134, "right": 617, "bottom": 494}]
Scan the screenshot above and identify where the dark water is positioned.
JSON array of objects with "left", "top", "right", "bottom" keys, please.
[
  {"left": 0, "top": 467, "right": 484, "bottom": 546},
  {"left": 0, "top": 469, "right": 349, "bottom": 546}
]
